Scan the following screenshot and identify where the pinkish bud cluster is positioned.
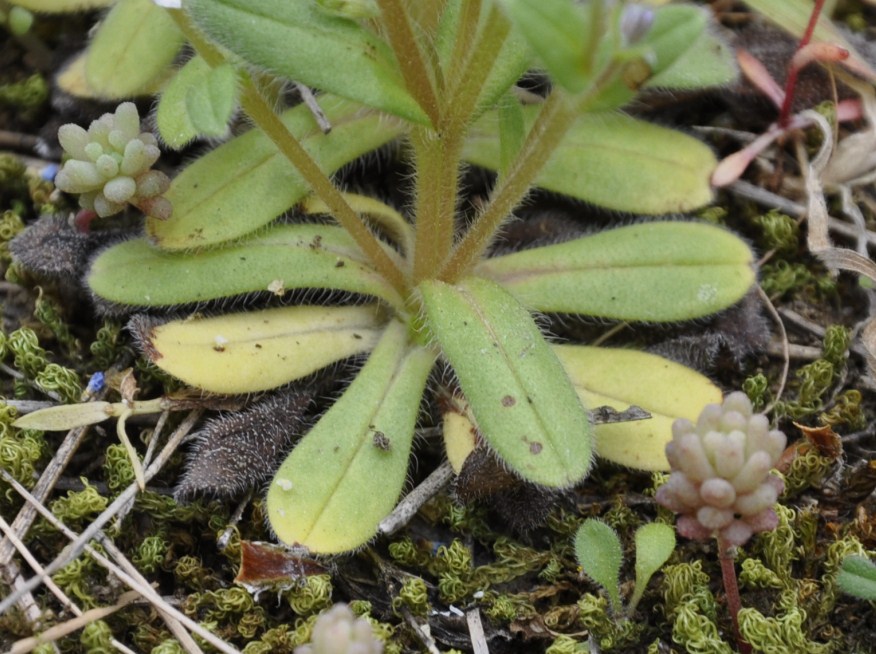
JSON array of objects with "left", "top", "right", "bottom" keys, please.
[
  {"left": 656, "top": 391, "right": 786, "bottom": 547},
  {"left": 55, "top": 102, "right": 172, "bottom": 220},
  {"left": 294, "top": 603, "right": 383, "bottom": 654}
]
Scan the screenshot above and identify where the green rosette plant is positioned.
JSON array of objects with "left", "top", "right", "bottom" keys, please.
[{"left": 20, "top": 0, "right": 759, "bottom": 554}]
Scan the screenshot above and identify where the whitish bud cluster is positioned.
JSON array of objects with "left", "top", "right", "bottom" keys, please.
[
  {"left": 294, "top": 604, "right": 383, "bottom": 654},
  {"left": 55, "top": 102, "right": 171, "bottom": 220},
  {"left": 656, "top": 392, "right": 786, "bottom": 547}
]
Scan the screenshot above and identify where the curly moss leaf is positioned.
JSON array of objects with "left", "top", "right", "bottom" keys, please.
[
  {"left": 629, "top": 523, "right": 676, "bottom": 612},
  {"left": 553, "top": 345, "right": 722, "bottom": 470},
  {"left": 184, "top": 0, "right": 428, "bottom": 124},
  {"left": 420, "top": 277, "right": 592, "bottom": 487},
  {"left": 743, "top": 0, "right": 876, "bottom": 82},
  {"left": 267, "top": 321, "right": 434, "bottom": 553},
  {"left": 463, "top": 110, "right": 716, "bottom": 214},
  {"left": 84, "top": 0, "right": 184, "bottom": 98},
  {"left": 147, "top": 95, "right": 405, "bottom": 250},
  {"left": 644, "top": 6, "right": 737, "bottom": 89},
  {"left": 837, "top": 555, "right": 876, "bottom": 600},
  {"left": 7, "top": 0, "right": 112, "bottom": 12},
  {"left": 133, "top": 305, "right": 385, "bottom": 394},
  {"left": 157, "top": 56, "right": 236, "bottom": 148},
  {"left": 12, "top": 402, "right": 112, "bottom": 431},
  {"left": 574, "top": 519, "right": 623, "bottom": 613},
  {"left": 478, "top": 222, "right": 755, "bottom": 321},
  {"left": 88, "top": 224, "right": 404, "bottom": 309}
]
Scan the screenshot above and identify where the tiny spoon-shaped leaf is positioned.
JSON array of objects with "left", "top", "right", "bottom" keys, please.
[
  {"left": 420, "top": 277, "right": 591, "bottom": 487},
  {"left": 629, "top": 523, "right": 676, "bottom": 613},
  {"left": 132, "top": 305, "right": 385, "bottom": 394},
  {"left": 836, "top": 555, "right": 876, "bottom": 600},
  {"left": 268, "top": 321, "right": 435, "bottom": 553},
  {"left": 478, "top": 222, "right": 755, "bottom": 322},
  {"left": 575, "top": 519, "right": 623, "bottom": 614}
]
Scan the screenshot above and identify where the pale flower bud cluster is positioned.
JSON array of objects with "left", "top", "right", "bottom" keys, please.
[
  {"left": 656, "top": 392, "right": 786, "bottom": 547},
  {"left": 55, "top": 102, "right": 172, "bottom": 220},
  {"left": 294, "top": 604, "right": 383, "bottom": 654}
]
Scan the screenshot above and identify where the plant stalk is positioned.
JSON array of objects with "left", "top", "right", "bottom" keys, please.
[
  {"left": 718, "top": 537, "right": 752, "bottom": 654},
  {"left": 377, "top": 0, "right": 441, "bottom": 126}
]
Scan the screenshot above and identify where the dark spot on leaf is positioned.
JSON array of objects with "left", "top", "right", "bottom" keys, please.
[
  {"left": 335, "top": 260, "right": 345, "bottom": 268},
  {"left": 372, "top": 431, "right": 391, "bottom": 451},
  {"left": 529, "top": 441, "right": 543, "bottom": 455},
  {"left": 212, "top": 345, "right": 225, "bottom": 353},
  {"left": 501, "top": 395, "right": 516, "bottom": 407},
  {"left": 353, "top": 333, "right": 362, "bottom": 339}
]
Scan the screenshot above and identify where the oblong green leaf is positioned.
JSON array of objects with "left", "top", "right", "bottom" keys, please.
[
  {"left": 574, "top": 519, "right": 623, "bottom": 613},
  {"left": 186, "top": 62, "right": 237, "bottom": 137},
  {"left": 420, "top": 277, "right": 591, "bottom": 487},
  {"left": 134, "top": 305, "right": 385, "bottom": 394},
  {"left": 184, "top": 0, "right": 428, "bottom": 124},
  {"left": 630, "top": 522, "right": 676, "bottom": 611},
  {"left": 643, "top": 6, "right": 737, "bottom": 89},
  {"left": 463, "top": 109, "right": 716, "bottom": 214},
  {"left": 478, "top": 222, "right": 755, "bottom": 321},
  {"left": 553, "top": 345, "right": 722, "bottom": 471},
  {"left": 88, "top": 224, "right": 405, "bottom": 310},
  {"left": 156, "top": 55, "right": 211, "bottom": 149},
  {"left": 85, "top": 0, "right": 183, "bottom": 98},
  {"left": 147, "top": 95, "right": 405, "bottom": 250},
  {"left": 267, "top": 321, "right": 435, "bottom": 553},
  {"left": 12, "top": 402, "right": 114, "bottom": 431}
]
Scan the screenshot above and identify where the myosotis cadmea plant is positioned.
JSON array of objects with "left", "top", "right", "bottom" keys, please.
[{"left": 17, "top": 0, "right": 756, "bottom": 555}]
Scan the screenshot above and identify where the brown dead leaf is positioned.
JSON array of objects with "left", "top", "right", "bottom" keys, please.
[{"left": 793, "top": 421, "right": 843, "bottom": 459}]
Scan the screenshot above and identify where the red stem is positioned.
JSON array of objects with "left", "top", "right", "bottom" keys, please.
[
  {"left": 777, "top": 0, "right": 826, "bottom": 128},
  {"left": 718, "top": 537, "right": 751, "bottom": 654}
]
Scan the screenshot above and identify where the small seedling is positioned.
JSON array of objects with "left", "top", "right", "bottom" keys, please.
[{"left": 574, "top": 518, "right": 675, "bottom": 617}]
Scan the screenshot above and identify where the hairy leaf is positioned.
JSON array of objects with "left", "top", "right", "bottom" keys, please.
[
  {"left": 267, "top": 321, "right": 434, "bottom": 553},
  {"left": 88, "top": 224, "right": 405, "bottom": 310},
  {"left": 478, "top": 222, "right": 755, "bottom": 321},
  {"left": 420, "top": 277, "right": 591, "bottom": 487},
  {"left": 84, "top": 0, "right": 183, "bottom": 98},
  {"left": 13, "top": 402, "right": 114, "bottom": 431},
  {"left": 574, "top": 519, "right": 623, "bottom": 613},
  {"left": 184, "top": 0, "right": 428, "bottom": 123},
  {"left": 630, "top": 523, "right": 676, "bottom": 611},
  {"left": 837, "top": 555, "right": 876, "bottom": 600},
  {"left": 463, "top": 109, "right": 717, "bottom": 213},
  {"left": 130, "top": 305, "right": 385, "bottom": 394},
  {"left": 644, "top": 6, "right": 737, "bottom": 89},
  {"left": 553, "top": 344, "right": 722, "bottom": 470},
  {"left": 8, "top": 0, "right": 112, "bottom": 11},
  {"left": 147, "top": 95, "right": 405, "bottom": 250}
]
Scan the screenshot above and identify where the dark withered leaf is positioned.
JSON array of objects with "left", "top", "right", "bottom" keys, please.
[
  {"left": 10, "top": 215, "right": 93, "bottom": 280},
  {"left": 454, "top": 446, "right": 561, "bottom": 533},
  {"left": 647, "top": 291, "right": 768, "bottom": 373},
  {"left": 175, "top": 387, "right": 313, "bottom": 499}
]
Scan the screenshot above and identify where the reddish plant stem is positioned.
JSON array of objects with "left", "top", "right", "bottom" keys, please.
[
  {"left": 718, "top": 537, "right": 751, "bottom": 654},
  {"left": 777, "top": 0, "right": 826, "bottom": 128}
]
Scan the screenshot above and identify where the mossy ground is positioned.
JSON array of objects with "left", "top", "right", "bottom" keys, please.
[{"left": 2, "top": 4, "right": 876, "bottom": 653}]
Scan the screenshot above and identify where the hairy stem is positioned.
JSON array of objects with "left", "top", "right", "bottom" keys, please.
[
  {"left": 439, "top": 90, "right": 577, "bottom": 282},
  {"left": 718, "top": 537, "right": 752, "bottom": 654},
  {"left": 167, "top": 9, "right": 408, "bottom": 297},
  {"left": 377, "top": 0, "right": 441, "bottom": 126}
]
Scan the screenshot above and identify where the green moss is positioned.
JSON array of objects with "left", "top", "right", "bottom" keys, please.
[
  {"left": 743, "top": 373, "right": 770, "bottom": 411},
  {"left": 755, "top": 210, "right": 799, "bottom": 253},
  {"left": 132, "top": 535, "right": 167, "bottom": 574},
  {"left": 90, "top": 322, "right": 125, "bottom": 370},
  {"left": 81, "top": 619, "right": 113, "bottom": 654},
  {"left": 286, "top": 574, "right": 333, "bottom": 615},
  {"left": 738, "top": 606, "right": 831, "bottom": 653},
  {"left": 103, "top": 443, "right": 136, "bottom": 493},
  {"left": 35, "top": 363, "right": 82, "bottom": 403},
  {"left": 394, "top": 576, "right": 430, "bottom": 617},
  {"left": 0, "top": 402, "right": 44, "bottom": 495},
  {"left": 8, "top": 327, "right": 48, "bottom": 378},
  {"left": 50, "top": 478, "right": 108, "bottom": 525},
  {"left": 0, "top": 73, "right": 48, "bottom": 110},
  {"left": 819, "top": 390, "right": 865, "bottom": 430},
  {"left": 739, "top": 557, "right": 784, "bottom": 590},
  {"left": 34, "top": 288, "right": 80, "bottom": 355},
  {"left": 577, "top": 594, "right": 641, "bottom": 651}
]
